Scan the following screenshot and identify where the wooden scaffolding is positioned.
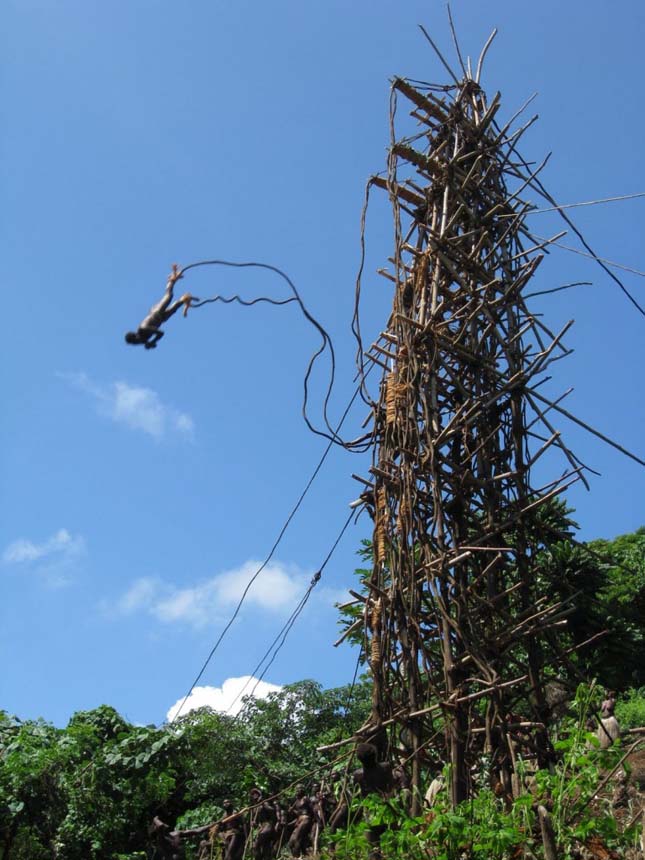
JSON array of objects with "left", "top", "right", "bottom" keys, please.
[{"left": 353, "top": 69, "right": 588, "bottom": 810}]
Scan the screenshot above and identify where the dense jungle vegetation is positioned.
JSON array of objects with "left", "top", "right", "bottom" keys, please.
[{"left": 2, "top": 519, "right": 644, "bottom": 859}]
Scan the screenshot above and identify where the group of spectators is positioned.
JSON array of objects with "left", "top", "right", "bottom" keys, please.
[{"left": 149, "top": 741, "right": 404, "bottom": 860}]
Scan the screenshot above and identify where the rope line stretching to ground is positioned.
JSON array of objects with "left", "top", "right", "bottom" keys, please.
[
  {"left": 224, "top": 508, "right": 356, "bottom": 718},
  {"left": 168, "top": 373, "right": 369, "bottom": 723},
  {"left": 172, "top": 509, "right": 355, "bottom": 724}
]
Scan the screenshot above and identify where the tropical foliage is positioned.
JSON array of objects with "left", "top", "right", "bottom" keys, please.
[
  {"left": 0, "top": 681, "right": 369, "bottom": 859},
  {"left": 2, "top": 518, "right": 644, "bottom": 858}
]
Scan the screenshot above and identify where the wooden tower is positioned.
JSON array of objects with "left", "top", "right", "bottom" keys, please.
[{"left": 354, "top": 67, "right": 585, "bottom": 809}]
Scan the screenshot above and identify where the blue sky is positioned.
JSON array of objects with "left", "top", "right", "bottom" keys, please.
[{"left": 2, "top": 0, "right": 644, "bottom": 728}]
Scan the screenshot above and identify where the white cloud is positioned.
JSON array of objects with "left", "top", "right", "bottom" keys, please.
[
  {"left": 210, "top": 561, "right": 302, "bottom": 611},
  {"left": 116, "top": 577, "right": 161, "bottom": 614},
  {"left": 2, "top": 528, "right": 86, "bottom": 587},
  {"left": 112, "top": 561, "right": 308, "bottom": 629},
  {"left": 175, "top": 413, "right": 195, "bottom": 435},
  {"left": 166, "top": 676, "right": 282, "bottom": 721},
  {"left": 60, "top": 372, "right": 194, "bottom": 440},
  {"left": 3, "top": 539, "right": 44, "bottom": 564},
  {"left": 3, "top": 528, "right": 85, "bottom": 566}
]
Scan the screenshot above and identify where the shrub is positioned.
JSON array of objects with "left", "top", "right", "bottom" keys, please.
[{"left": 615, "top": 687, "right": 645, "bottom": 729}]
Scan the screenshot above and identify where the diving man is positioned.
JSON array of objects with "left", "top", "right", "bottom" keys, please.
[{"left": 125, "top": 265, "right": 197, "bottom": 349}]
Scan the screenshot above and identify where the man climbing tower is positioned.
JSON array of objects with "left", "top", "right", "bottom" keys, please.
[{"left": 125, "top": 264, "right": 197, "bottom": 349}]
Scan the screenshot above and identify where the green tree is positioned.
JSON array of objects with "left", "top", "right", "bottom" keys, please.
[
  {"left": 534, "top": 508, "right": 645, "bottom": 689},
  {"left": 0, "top": 706, "right": 183, "bottom": 859},
  {"left": 338, "top": 511, "right": 645, "bottom": 696},
  {"left": 171, "top": 705, "right": 249, "bottom": 822},
  {"left": 0, "top": 682, "right": 371, "bottom": 859},
  {"left": 0, "top": 712, "right": 64, "bottom": 859},
  {"left": 238, "top": 679, "right": 370, "bottom": 792}
]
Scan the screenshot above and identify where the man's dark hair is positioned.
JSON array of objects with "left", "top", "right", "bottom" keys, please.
[{"left": 125, "top": 331, "right": 142, "bottom": 344}]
